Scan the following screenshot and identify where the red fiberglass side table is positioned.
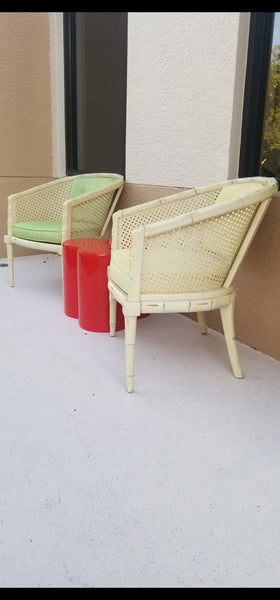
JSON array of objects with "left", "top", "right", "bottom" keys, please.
[{"left": 62, "top": 238, "right": 125, "bottom": 332}]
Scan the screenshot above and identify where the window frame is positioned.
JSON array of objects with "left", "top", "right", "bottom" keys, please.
[
  {"left": 63, "top": 12, "right": 78, "bottom": 174},
  {"left": 239, "top": 12, "right": 275, "bottom": 178}
]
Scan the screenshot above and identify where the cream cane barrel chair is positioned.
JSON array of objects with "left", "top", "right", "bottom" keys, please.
[
  {"left": 4, "top": 172, "right": 124, "bottom": 287},
  {"left": 107, "top": 176, "right": 278, "bottom": 392}
]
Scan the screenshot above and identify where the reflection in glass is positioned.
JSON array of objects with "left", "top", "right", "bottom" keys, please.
[{"left": 260, "top": 13, "right": 280, "bottom": 180}]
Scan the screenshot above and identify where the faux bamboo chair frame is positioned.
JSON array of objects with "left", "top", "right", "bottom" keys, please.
[
  {"left": 107, "top": 176, "right": 278, "bottom": 392},
  {"left": 4, "top": 172, "right": 124, "bottom": 286}
]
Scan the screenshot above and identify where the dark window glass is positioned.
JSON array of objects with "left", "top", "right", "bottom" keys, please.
[
  {"left": 259, "top": 13, "right": 280, "bottom": 182},
  {"left": 64, "top": 12, "right": 128, "bottom": 175},
  {"left": 239, "top": 12, "right": 276, "bottom": 182}
]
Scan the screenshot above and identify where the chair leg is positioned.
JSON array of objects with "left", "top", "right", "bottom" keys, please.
[
  {"left": 197, "top": 311, "right": 207, "bottom": 334},
  {"left": 109, "top": 291, "right": 117, "bottom": 337},
  {"left": 6, "top": 241, "right": 14, "bottom": 287},
  {"left": 220, "top": 295, "right": 244, "bottom": 379},
  {"left": 125, "top": 315, "right": 137, "bottom": 393}
]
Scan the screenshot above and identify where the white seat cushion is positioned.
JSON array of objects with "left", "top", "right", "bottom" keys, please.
[
  {"left": 110, "top": 249, "right": 131, "bottom": 292},
  {"left": 215, "top": 182, "right": 263, "bottom": 203}
]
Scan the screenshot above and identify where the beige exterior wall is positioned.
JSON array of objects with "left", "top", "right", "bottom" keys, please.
[
  {"left": 0, "top": 12, "right": 53, "bottom": 258},
  {"left": 0, "top": 12, "right": 279, "bottom": 365}
]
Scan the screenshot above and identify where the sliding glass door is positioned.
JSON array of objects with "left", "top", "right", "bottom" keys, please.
[
  {"left": 259, "top": 12, "right": 280, "bottom": 182},
  {"left": 239, "top": 12, "right": 280, "bottom": 187}
]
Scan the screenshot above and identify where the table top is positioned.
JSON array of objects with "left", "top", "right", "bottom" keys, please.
[{"left": 63, "top": 237, "right": 112, "bottom": 255}]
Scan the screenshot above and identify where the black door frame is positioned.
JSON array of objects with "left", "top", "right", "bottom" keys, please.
[
  {"left": 63, "top": 12, "right": 78, "bottom": 174},
  {"left": 238, "top": 12, "right": 275, "bottom": 178}
]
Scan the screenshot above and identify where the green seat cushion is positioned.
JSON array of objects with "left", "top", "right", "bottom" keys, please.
[
  {"left": 12, "top": 220, "right": 62, "bottom": 244},
  {"left": 68, "top": 176, "right": 117, "bottom": 199},
  {"left": 215, "top": 182, "right": 263, "bottom": 203}
]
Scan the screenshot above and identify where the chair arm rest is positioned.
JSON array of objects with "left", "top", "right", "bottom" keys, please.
[
  {"left": 111, "top": 187, "right": 221, "bottom": 249},
  {"left": 62, "top": 181, "right": 124, "bottom": 241}
]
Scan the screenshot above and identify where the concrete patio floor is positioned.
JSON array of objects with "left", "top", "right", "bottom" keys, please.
[{"left": 0, "top": 252, "right": 280, "bottom": 588}]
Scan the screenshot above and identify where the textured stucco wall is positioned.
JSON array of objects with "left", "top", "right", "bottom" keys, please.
[{"left": 126, "top": 12, "right": 244, "bottom": 187}]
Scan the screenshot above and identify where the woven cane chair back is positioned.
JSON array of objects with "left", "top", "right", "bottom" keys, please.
[
  {"left": 11, "top": 179, "right": 73, "bottom": 224},
  {"left": 136, "top": 203, "right": 257, "bottom": 294}
]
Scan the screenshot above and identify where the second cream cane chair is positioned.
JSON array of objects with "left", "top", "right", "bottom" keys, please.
[
  {"left": 4, "top": 172, "right": 124, "bottom": 286},
  {"left": 107, "top": 176, "right": 278, "bottom": 392}
]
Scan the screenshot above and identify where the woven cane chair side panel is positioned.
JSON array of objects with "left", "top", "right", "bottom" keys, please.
[
  {"left": 139, "top": 205, "right": 257, "bottom": 294},
  {"left": 118, "top": 190, "right": 219, "bottom": 248},
  {"left": 70, "top": 190, "right": 114, "bottom": 238},
  {"left": 13, "top": 180, "right": 72, "bottom": 223}
]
